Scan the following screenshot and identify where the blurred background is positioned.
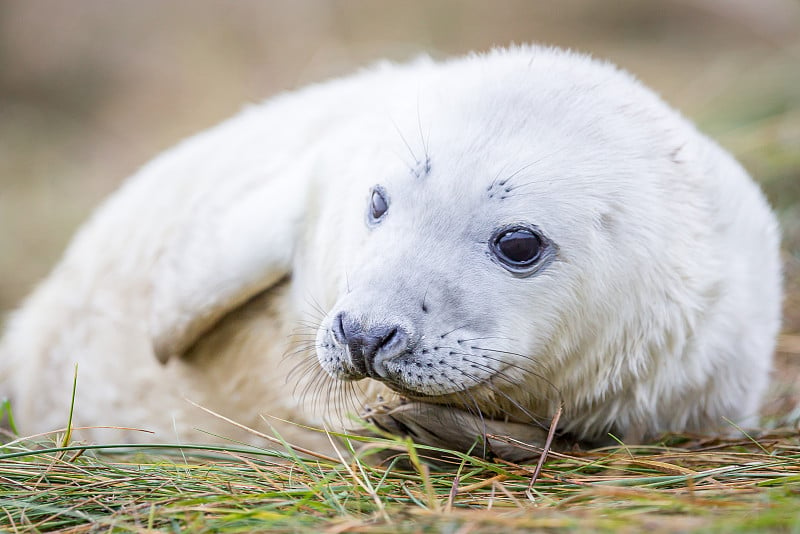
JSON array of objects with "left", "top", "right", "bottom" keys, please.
[{"left": 1, "top": 1, "right": 798, "bottom": 416}]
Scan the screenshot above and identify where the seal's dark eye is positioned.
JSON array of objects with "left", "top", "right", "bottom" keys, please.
[
  {"left": 369, "top": 187, "right": 388, "bottom": 223},
  {"left": 492, "top": 227, "right": 542, "bottom": 267}
]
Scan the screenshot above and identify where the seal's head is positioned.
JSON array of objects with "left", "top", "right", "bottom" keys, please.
[
  {"left": 318, "top": 164, "right": 561, "bottom": 399},
  {"left": 312, "top": 47, "right": 779, "bottom": 439}
]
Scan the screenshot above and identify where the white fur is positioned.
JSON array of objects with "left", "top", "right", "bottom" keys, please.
[{"left": 0, "top": 46, "right": 781, "bottom": 449}]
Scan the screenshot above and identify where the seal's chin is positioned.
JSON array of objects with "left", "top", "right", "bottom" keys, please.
[
  {"left": 344, "top": 364, "right": 503, "bottom": 406},
  {"left": 384, "top": 381, "right": 513, "bottom": 421},
  {"left": 337, "top": 367, "right": 465, "bottom": 398},
  {"left": 373, "top": 377, "right": 441, "bottom": 399}
]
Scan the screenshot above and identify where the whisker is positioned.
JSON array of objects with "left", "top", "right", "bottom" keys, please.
[
  {"left": 304, "top": 293, "right": 328, "bottom": 318},
  {"left": 464, "top": 345, "right": 547, "bottom": 366},
  {"left": 289, "top": 324, "right": 321, "bottom": 333},
  {"left": 498, "top": 145, "right": 574, "bottom": 187},
  {"left": 439, "top": 324, "right": 470, "bottom": 338},
  {"left": 457, "top": 350, "right": 563, "bottom": 405},
  {"left": 453, "top": 335, "right": 518, "bottom": 343},
  {"left": 455, "top": 366, "right": 551, "bottom": 431},
  {"left": 282, "top": 343, "right": 319, "bottom": 360},
  {"left": 287, "top": 354, "right": 323, "bottom": 385},
  {"left": 437, "top": 342, "right": 541, "bottom": 367},
  {"left": 441, "top": 348, "right": 535, "bottom": 377},
  {"left": 498, "top": 160, "right": 541, "bottom": 187},
  {"left": 416, "top": 95, "right": 431, "bottom": 174},
  {"left": 390, "top": 118, "right": 418, "bottom": 172},
  {"left": 453, "top": 386, "right": 489, "bottom": 457}
]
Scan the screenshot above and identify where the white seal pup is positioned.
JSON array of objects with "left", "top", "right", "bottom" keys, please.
[{"left": 0, "top": 46, "right": 781, "bottom": 457}]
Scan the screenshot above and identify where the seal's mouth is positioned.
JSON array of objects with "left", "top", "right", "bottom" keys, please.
[
  {"left": 335, "top": 358, "right": 440, "bottom": 398},
  {"left": 340, "top": 356, "right": 507, "bottom": 406},
  {"left": 317, "top": 306, "right": 507, "bottom": 398}
]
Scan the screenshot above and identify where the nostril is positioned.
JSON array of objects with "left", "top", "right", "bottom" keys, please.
[
  {"left": 377, "top": 327, "right": 401, "bottom": 354},
  {"left": 380, "top": 327, "right": 398, "bottom": 349},
  {"left": 332, "top": 312, "right": 347, "bottom": 345},
  {"left": 368, "top": 326, "right": 410, "bottom": 379}
]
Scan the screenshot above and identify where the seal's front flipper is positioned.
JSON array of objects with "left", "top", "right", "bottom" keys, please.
[
  {"left": 360, "top": 399, "right": 563, "bottom": 463},
  {"left": 149, "top": 173, "right": 309, "bottom": 363}
]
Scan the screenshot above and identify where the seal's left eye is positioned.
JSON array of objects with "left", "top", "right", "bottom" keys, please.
[{"left": 369, "top": 188, "right": 388, "bottom": 222}]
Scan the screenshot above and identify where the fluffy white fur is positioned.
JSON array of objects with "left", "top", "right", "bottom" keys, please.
[{"left": 0, "top": 46, "right": 781, "bottom": 452}]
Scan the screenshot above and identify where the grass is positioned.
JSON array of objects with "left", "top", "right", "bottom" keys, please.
[{"left": 1, "top": 421, "right": 799, "bottom": 533}]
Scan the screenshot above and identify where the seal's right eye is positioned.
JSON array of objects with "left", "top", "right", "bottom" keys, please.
[
  {"left": 490, "top": 224, "right": 554, "bottom": 276},
  {"left": 368, "top": 187, "right": 389, "bottom": 224},
  {"left": 494, "top": 228, "right": 541, "bottom": 265}
]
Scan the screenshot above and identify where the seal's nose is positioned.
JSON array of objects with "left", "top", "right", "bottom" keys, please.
[{"left": 332, "top": 312, "right": 409, "bottom": 379}]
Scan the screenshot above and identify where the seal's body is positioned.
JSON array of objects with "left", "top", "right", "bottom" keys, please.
[{"left": 0, "top": 47, "right": 781, "bottom": 453}]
